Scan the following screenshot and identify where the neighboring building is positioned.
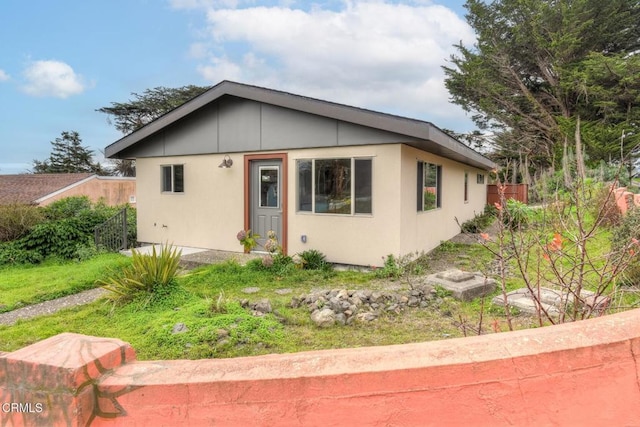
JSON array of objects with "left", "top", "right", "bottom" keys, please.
[
  {"left": 0, "top": 173, "right": 136, "bottom": 207},
  {"left": 105, "top": 81, "right": 495, "bottom": 267}
]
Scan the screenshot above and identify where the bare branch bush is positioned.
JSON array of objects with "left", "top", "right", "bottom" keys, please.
[{"left": 479, "top": 160, "right": 640, "bottom": 327}]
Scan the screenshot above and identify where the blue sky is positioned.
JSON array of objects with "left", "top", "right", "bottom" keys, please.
[{"left": 0, "top": 0, "right": 473, "bottom": 175}]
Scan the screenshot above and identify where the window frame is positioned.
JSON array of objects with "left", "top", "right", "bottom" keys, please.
[
  {"left": 161, "top": 164, "right": 185, "bottom": 194},
  {"left": 258, "top": 165, "right": 280, "bottom": 208},
  {"left": 464, "top": 171, "right": 469, "bottom": 203},
  {"left": 477, "top": 173, "right": 485, "bottom": 184},
  {"left": 417, "top": 161, "right": 442, "bottom": 212},
  {"left": 296, "top": 156, "right": 373, "bottom": 216}
]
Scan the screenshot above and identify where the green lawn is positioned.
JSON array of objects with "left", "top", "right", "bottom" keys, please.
[
  {"left": 0, "top": 247, "right": 495, "bottom": 359},
  {"left": 0, "top": 254, "right": 131, "bottom": 312},
  {"left": 1, "top": 214, "right": 636, "bottom": 361}
]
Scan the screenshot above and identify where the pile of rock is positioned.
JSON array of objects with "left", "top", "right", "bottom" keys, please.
[{"left": 290, "top": 285, "right": 436, "bottom": 327}]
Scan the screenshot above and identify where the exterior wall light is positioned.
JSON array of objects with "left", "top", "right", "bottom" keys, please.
[{"left": 218, "top": 155, "right": 233, "bottom": 168}]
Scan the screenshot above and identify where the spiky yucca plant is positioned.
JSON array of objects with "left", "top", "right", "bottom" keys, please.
[{"left": 99, "top": 244, "right": 182, "bottom": 304}]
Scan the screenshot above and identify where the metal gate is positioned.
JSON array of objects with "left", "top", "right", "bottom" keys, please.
[{"left": 94, "top": 207, "right": 128, "bottom": 251}]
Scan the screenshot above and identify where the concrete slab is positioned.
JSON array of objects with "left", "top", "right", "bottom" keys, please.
[
  {"left": 120, "top": 245, "right": 208, "bottom": 257},
  {"left": 493, "top": 291, "right": 560, "bottom": 316},
  {"left": 493, "top": 287, "right": 610, "bottom": 315},
  {"left": 425, "top": 269, "right": 496, "bottom": 301}
]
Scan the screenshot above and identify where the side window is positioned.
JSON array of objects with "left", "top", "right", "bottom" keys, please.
[
  {"left": 464, "top": 171, "right": 469, "bottom": 203},
  {"left": 417, "top": 161, "right": 441, "bottom": 211},
  {"left": 161, "top": 164, "right": 184, "bottom": 193}
]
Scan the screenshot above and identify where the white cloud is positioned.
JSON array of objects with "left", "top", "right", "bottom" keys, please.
[
  {"left": 0, "top": 69, "right": 9, "bottom": 82},
  {"left": 22, "top": 60, "right": 87, "bottom": 98},
  {"left": 177, "top": 0, "right": 477, "bottom": 129}
]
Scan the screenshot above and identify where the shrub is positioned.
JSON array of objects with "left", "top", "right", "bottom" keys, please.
[
  {"left": 43, "top": 196, "right": 93, "bottom": 220},
  {"left": 0, "top": 203, "right": 44, "bottom": 242},
  {"left": 588, "top": 184, "right": 622, "bottom": 228},
  {"left": 374, "top": 254, "right": 404, "bottom": 279},
  {"left": 460, "top": 205, "right": 496, "bottom": 233},
  {"left": 0, "top": 242, "right": 43, "bottom": 266},
  {"left": 98, "top": 244, "right": 182, "bottom": 305},
  {"left": 8, "top": 197, "right": 136, "bottom": 262},
  {"left": 503, "top": 199, "right": 532, "bottom": 229},
  {"left": 299, "top": 249, "right": 331, "bottom": 270},
  {"left": 18, "top": 218, "right": 86, "bottom": 259},
  {"left": 611, "top": 208, "right": 640, "bottom": 285}
]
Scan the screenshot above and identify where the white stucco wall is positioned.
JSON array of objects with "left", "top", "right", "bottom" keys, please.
[
  {"left": 136, "top": 154, "right": 245, "bottom": 251},
  {"left": 399, "top": 145, "right": 488, "bottom": 256},
  {"left": 135, "top": 144, "right": 488, "bottom": 266}
]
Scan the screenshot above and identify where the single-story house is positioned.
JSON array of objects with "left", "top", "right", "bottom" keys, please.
[
  {"left": 105, "top": 81, "right": 495, "bottom": 267},
  {"left": 0, "top": 173, "right": 136, "bottom": 207}
]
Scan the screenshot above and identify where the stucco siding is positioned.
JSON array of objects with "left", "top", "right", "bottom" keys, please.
[
  {"left": 136, "top": 155, "right": 245, "bottom": 250},
  {"left": 287, "top": 144, "right": 402, "bottom": 267},
  {"left": 399, "top": 145, "right": 488, "bottom": 255},
  {"left": 135, "top": 145, "right": 487, "bottom": 266}
]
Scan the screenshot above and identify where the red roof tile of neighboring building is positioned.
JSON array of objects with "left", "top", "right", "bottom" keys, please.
[{"left": 0, "top": 173, "right": 94, "bottom": 205}]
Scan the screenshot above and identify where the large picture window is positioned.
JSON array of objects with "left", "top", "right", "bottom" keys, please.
[
  {"left": 161, "top": 164, "right": 184, "bottom": 193},
  {"left": 417, "top": 161, "right": 441, "bottom": 211},
  {"left": 297, "top": 158, "right": 372, "bottom": 215}
]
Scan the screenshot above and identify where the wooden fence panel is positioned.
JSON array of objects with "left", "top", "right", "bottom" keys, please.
[{"left": 487, "top": 184, "right": 528, "bottom": 205}]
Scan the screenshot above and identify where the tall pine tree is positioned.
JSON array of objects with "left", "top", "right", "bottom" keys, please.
[{"left": 33, "top": 131, "right": 106, "bottom": 174}]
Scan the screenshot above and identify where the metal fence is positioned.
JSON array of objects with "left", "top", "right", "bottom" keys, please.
[{"left": 94, "top": 207, "right": 128, "bottom": 252}]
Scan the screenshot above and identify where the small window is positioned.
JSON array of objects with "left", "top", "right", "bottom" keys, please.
[
  {"left": 161, "top": 164, "right": 184, "bottom": 193},
  {"left": 477, "top": 173, "right": 485, "bottom": 184},
  {"left": 296, "top": 158, "right": 372, "bottom": 215},
  {"left": 464, "top": 172, "right": 469, "bottom": 203},
  {"left": 417, "top": 161, "right": 441, "bottom": 211}
]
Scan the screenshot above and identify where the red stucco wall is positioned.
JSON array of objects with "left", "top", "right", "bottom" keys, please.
[{"left": 2, "top": 308, "right": 640, "bottom": 426}]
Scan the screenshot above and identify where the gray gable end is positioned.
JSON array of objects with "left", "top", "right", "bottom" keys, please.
[{"left": 105, "top": 81, "right": 495, "bottom": 170}]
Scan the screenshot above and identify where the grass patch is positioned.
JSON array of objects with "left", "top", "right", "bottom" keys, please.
[
  {"left": 1, "top": 228, "right": 637, "bottom": 359},
  {"left": 0, "top": 253, "right": 131, "bottom": 312}
]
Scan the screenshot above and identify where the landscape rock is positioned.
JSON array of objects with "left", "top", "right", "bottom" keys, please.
[
  {"left": 293, "top": 285, "right": 439, "bottom": 327},
  {"left": 171, "top": 323, "right": 188, "bottom": 334},
  {"left": 311, "top": 308, "right": 336, "bottom": 327},
  {"left": 251, "top": 299, "right": 272, "bottom": 315},
  {"left": 242, "top": 287, "right": 261, "bottom": 294},
  {"left": 356, "top": 312, "right": 378, "bottom": 322}
]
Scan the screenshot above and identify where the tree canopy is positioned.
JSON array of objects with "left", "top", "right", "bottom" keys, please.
[
  {"left": 97, "top": 85, "right": 211, "bottom": 135},
  {"left": 444, "top": 0, "right": 640, "bottom": 176},
  {"left": 33, "top": 131, "right": 107, "bottom": 175}
]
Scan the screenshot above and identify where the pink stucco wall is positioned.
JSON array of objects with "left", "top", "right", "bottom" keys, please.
[
  {"left": 2, "top": 308, "right": 640, "bottom": 426},
  {"left": 614, "top": 186, "right": 640, "bottom": 215},
  {"left": 39, "top": 177, "right": 136, "bottom": 207}
]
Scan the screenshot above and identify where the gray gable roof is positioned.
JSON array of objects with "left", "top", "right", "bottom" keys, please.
[{"left": 105, "top": 80, "right": 495, "bottom": 170}]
